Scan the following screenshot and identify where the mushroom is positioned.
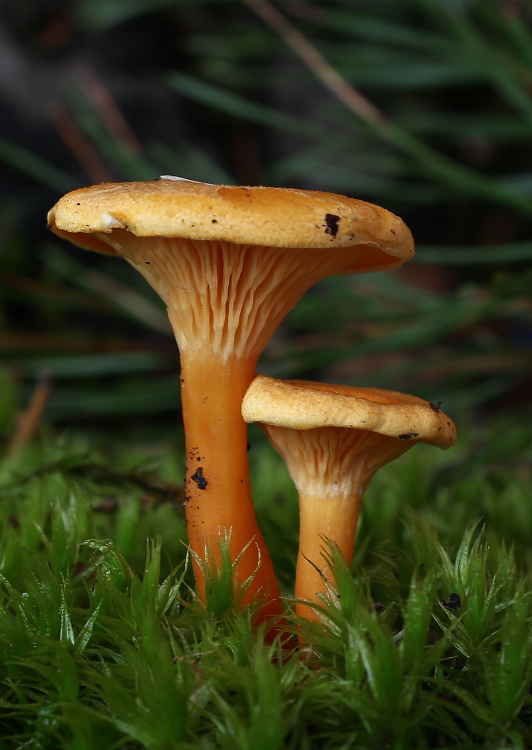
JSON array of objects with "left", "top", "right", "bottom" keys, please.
[
  {"left": 242, "top": 375, "right": 456, "bottom": 622},
  {"left": 47, "top": 177, "right": 414, "bottom": 626}
]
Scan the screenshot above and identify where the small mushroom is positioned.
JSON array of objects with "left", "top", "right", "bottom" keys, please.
[
  {"left": 242, "top": 375, "right": 456, "bottom": 622},
  {"left": 47, "top": 177, "right": 414, "bottom": 626}
]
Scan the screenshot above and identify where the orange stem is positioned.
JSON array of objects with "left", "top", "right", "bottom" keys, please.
[
  {"left": 179, "top": 350, "right": 283, "bottom": 626},
  {"left": 295, "top": 492, "right": 362, "bottom": 622}
]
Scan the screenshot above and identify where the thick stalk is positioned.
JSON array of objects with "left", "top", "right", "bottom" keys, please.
[
  {"left": 295, "top": 492, "right": 362, "bottom": 621},
  {"left": 179, "top": 349, "right": 283, "bottom": 624}
]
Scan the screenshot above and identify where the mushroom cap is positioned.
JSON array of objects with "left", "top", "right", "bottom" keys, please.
[
  {"left": 47, "top": 177, "right": 414, "bottom": 269},
  {"left": 242, "top": 375, "right": 456, "bottom": 449}
]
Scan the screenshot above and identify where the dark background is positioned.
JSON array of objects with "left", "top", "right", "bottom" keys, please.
[{"left": 1, "top": 0, "right": 532, "bottom": 443}]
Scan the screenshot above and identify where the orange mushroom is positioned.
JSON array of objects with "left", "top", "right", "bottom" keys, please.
[
  {"left": 47, "top": 177, "right": 414, "bottom": 627},
  {"left": 242, "top": 375, "right": 456, "bottom": 622}
]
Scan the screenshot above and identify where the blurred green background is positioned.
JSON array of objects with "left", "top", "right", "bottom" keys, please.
[{"left": 1, "top": 0, "right": 532, "bottom": 447}]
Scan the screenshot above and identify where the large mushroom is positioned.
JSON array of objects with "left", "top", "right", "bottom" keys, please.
[
  {"left": 242, "top": 375, "right": 456, "bottom": 622},
  {"left": 47, "top": 177, "right": 414, "bottom": 626}
]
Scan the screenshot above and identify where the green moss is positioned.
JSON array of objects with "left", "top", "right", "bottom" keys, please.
[{"left": 0, "top": 424, "right": 530, "bottom": 748}]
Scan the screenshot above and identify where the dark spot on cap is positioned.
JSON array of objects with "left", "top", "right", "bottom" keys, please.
[
  {"left": 430, "top": 401, "right": 441, "bottom": 412},
  {"left": 324, "top": 213, "right": 340, "bottom": 237},
  {"left": 398, "top": 432, "right": 419, "bottom": 440}
]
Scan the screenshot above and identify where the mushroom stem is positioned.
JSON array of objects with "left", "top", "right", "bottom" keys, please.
[
  {"left": 177, "top": 348, "right": 281, "bottom": 621},
  {"left": 296, "top": 491, "right": 362, "bottom": 621},
  {"left": 261, "top": 424, "right": 384, "bottom": 624}
]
